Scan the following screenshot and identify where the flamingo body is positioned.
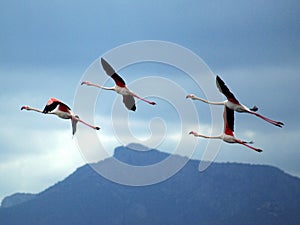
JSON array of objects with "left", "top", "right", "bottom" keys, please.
[
  {"left": 81, "top": 58, "right": 156, "bottom": 111},
  {"left": 21, "top": 98, "right": 100, "bottom": 135},
  {"left": 186, "top": 75, "right": 284, "bottom": 127},
  {"left": 189, "top": 106, "right": 262, "bottom": 152}
]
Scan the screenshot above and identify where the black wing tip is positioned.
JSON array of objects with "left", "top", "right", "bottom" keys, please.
[
  {"left": 131, "top": 105, "right": 137, "bottom": 111},
  {"left": 100, "top": 57, "right": 106, "bottom": 64},
  {"left": 216, "top": 75, "right": 224, "bottom": 84}
]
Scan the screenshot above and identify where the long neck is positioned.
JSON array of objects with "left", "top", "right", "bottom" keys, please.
[
  {"left": 85, "top": 82, "right": 115, "bottom": 91},
  {"left": 26, "top": 106, "right": 55, "bottom": 115},
  {"left": 195, "top": 133, "right": 222, "bottom": 139},
  {"left": 193, "top": 96, "right": 224, "bottom": 105},
  {"left": 26, "top": 107, "right": 44, "bottom": 114}
]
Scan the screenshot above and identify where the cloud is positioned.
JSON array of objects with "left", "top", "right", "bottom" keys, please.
[{"left": 0, "top": 127, "right": 84, "bottom": 202}]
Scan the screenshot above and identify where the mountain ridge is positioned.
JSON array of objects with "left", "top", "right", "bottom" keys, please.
[{"left": 1, "top": 145, "right": 300, "bottom": 225}]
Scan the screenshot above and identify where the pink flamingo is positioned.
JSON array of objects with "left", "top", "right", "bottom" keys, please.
[
  {"left": 186, "top": 75, "right": 284, "bottom": 127},
  {"left": 81, "top": 58, "right": 156, "bottom": 111},
  {"left": 189, "top": 106, "right": 262, "bottom": 152},
  {"left": 21, "top": 97, "right": 100, "bottom": 135}
]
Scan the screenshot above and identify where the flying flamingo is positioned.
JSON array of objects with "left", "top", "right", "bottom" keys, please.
[
  {"left": 186, "top": 75, "right": 284, "bottom": 128},
  {"left": 81, "top": 58, "right": 156, "bottom": 111},
  {"left": 189, "top": 106, "right": 262, "bottom": 152},
  {"left": 21, "top": 97, "right": 100, "bottom": 135}
]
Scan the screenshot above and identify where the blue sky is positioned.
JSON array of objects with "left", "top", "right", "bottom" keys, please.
[{"left": 0, "top": 0, "right": 300, "bottom": 202}]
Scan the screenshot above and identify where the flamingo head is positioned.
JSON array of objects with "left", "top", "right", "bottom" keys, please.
[
  {"left": 21, "top": 106, "right": 29, "bottom": 110},
  {"left": 186, "top": 94, "right": 196, "bottom": 99},
  {"left": 81, "top": 81, "right": 91, "bottom": 86},
  {"left": 188, "top": 131, "right": 197, "bottom": 135}
]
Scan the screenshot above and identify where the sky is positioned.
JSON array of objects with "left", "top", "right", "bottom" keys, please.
[{"left": 0, "top": 0, "right": 300, "bottom": 202}]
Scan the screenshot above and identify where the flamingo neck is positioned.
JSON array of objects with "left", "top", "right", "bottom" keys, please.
[
  {"left": 196, "top": 133, "right": 222, "bottom": 139},
  {"left": 26, "top": 107, "right": 44, "bottom": 114},
  {"left": 88, "top": 83, "right": 115, "bottom": 90},
  {"left": 193, "top": 96, "right": 225, "bottom": 105}
]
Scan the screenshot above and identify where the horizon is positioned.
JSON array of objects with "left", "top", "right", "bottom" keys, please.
[{"left": 1, "top": 142, "right": 298, "bottom": 204}]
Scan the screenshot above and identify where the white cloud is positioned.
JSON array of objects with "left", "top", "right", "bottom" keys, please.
[{"left": 0, "top": 115, "right": 85, "bottom": 202}]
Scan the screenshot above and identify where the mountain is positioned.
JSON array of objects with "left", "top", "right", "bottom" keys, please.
[
  {"left": 1, "top": 193, "right": 36, "bottom": 208},
  {"left": 1, "top": 144, "right": 300, "bottom": 225}
]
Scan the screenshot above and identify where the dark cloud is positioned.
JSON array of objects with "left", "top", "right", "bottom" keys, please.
[{"left": 1, "top": 0, "right": 299, "bottom": 69}]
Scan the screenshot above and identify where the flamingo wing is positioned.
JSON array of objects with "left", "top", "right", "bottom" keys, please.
[
  {"left": 71, "top": 116, "right": 79, "bottom": 135},
  {"left": 216, "top": 76, "right": 239, "bottom": 104},
  {"left": 123, "top": 95, "right": 136, "bottom": 111},
  {"left": 101, "top": 57, "right": 126, "bottom": 87},
  {"left": 43, "top": 98, "right": 71, "bottom": 113},
  {"left": 101, "top": 58, "right": 116, "bottom": 76},
  {"left": 223, "top": 106, "right": 235, "bottom": 136},
  {"left": 111, "top": 73, "right": 126, "bottom": 87}
]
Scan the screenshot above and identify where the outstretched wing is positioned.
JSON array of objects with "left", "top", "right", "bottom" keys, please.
[
  {"left": 123, "top": 95, "right": 136, "bottom": 111},
  {"left": 43, "top": 98, "right": 71, "bottom": 113},
  {"left": 101, "top": 58, "right": 126, "bottom": 87},
  {"left": 216, "top": 76, "right": 239, "bottom": 104},
  {"left": 223, "top": 106, "right": 234, "bottom": 136}
]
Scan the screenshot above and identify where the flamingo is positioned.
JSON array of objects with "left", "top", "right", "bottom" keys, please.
[
  {"left": 189, "top": 106, "right": 263, "bottom": 152},
  {"left": 186, "top": 75, "right": 284, "bottom": 128},
  {"left": 21, "top": 97, "right": 100, "bottom": 135},
  {"left": 81, "top": 58, "right": 156, "bottom": 111}
]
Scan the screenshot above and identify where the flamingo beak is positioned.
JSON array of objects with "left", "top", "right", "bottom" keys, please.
[{"left": 21, "top": 106, "right": 27, "bottom": 110}]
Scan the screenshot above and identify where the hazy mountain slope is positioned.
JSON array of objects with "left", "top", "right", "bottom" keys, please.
[{"left": 1, "top": 145, "right": 300, "bottom": 225}]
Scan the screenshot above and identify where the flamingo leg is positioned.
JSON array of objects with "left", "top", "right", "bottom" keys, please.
[
  {"left": 249, "top": 111, "right": 284, "bottom": 128},
  {"left": 130, "top": 92, "right": 156, "bottom": 105},
  {"left": 72, "top": 116, "right": 100, "bottom": 130},
  {"left": 235, "top": 139, "right": 262, "bottom": 152}
]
